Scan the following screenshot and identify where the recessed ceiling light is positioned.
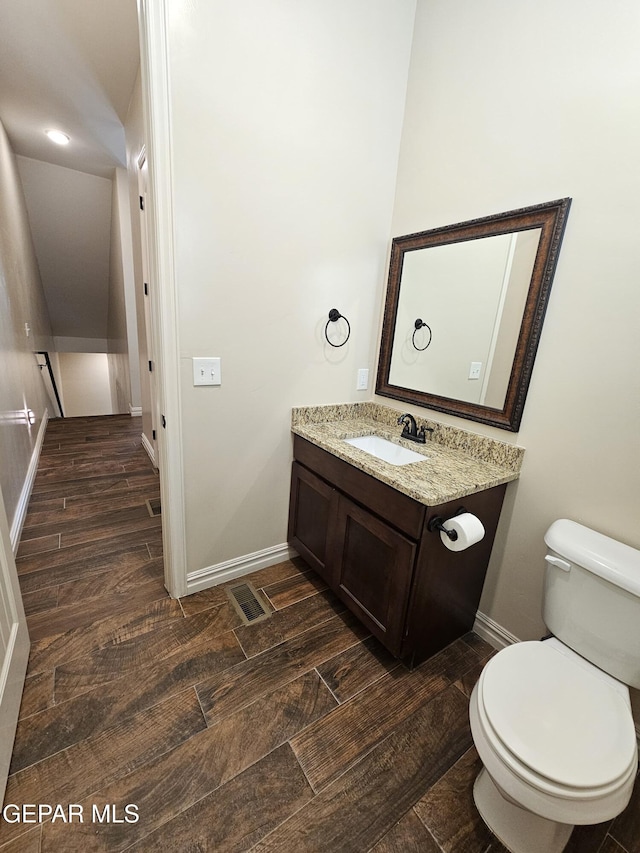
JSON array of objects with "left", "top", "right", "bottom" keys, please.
[{"left": 46, "top": 130, "right": 70, "bottom": 145}]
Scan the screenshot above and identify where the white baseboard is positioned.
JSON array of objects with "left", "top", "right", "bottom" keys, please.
[
  {"left": 186, "top": 542, "right": 298, "bottom": 595},
  {"left": 141, "top": 432, "right": 156, "bottom": 467},
  {"left": 473, "top": 611, "right": 520, "bottom": 651},
  {"left": 129, "top": 405, "right": 142, "bottom": 417},
  {"left": 10, "top": 410, "right": 49, "bottom": 554}
]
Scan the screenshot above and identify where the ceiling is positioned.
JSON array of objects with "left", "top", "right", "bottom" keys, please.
[
  {"left": 0, "top": 0, "right": 140, "bottom": 343},
  {"left": 0, "top": 0, "right": 140, "bottom": 178}
]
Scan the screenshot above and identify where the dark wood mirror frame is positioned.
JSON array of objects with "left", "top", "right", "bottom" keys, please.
[{"left": 376, "top": 198, "right": 572, "bottom": 431}]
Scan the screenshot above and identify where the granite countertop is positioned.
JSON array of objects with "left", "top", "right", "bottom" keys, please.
[{"left": 291, "top": 403, "right": 524, "bottom": 506}]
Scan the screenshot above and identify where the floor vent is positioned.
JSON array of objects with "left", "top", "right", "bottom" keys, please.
[
  {"left": 226, "top": 582, "right": 272, "bottom": 626},
  {"left": 145, "top": 498, "right": 161, "bottom": 517}
]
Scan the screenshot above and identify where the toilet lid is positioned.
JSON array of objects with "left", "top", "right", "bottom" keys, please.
[{"left": 481, "top": 642, "right": 637, "bottom": 789}]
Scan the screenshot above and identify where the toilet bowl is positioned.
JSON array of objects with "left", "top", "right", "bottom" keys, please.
[
  {"left": 469, "top": 520, "right": 640, "bottom": 853},
  {"left": 469, "top": 639, "right": 637, "bottom": 853}
]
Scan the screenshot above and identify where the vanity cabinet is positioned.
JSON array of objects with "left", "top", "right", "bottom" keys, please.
[
  {"left": 331, "top": 494, "right": 416, "bottom": 656},
  {"left": 288, "top": 461, "right": 335, "bottom": 584},
  {"left": 288, "top": 435, "right": 507, "bottom": 666}
]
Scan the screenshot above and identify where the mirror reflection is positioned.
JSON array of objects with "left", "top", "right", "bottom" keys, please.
[
  {"left": 376, "top": 199, "right": 571, "bottom": 431},
  {"left": 389, "top": 228, "right": 541, "bottom": 407}
]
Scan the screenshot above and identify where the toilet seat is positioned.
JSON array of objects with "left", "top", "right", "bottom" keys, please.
[{"left": 477, "top": 642, "right": 638, "bottom": 796}]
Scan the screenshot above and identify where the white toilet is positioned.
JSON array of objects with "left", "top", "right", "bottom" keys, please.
[{"left": 469, "top": 519, "right": 640, "bottom": 853}]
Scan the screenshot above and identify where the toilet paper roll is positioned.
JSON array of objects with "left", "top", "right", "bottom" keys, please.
[{"left": 440, "top": 512, "right": 485, "bottom": 552}]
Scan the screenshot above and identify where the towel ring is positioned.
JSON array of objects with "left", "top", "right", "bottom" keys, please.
[
  {"left": 325, "top": 309, "right": 351, "bottom": 348},
  {"left": 412, "top": 318, "right": 432, "bottom": 351}
]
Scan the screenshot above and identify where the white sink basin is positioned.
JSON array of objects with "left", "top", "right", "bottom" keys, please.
[{"left": 343, "top": 434, "right": 426, "bottom": 466}]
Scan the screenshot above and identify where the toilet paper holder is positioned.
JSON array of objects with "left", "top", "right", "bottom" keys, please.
[{"left": 427, "top": 508, "right": 468, "bottom": 542}]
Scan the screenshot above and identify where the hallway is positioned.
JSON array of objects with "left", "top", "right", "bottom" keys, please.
[{"left": 1, "top": 415, "right": 638, "bottom": 852}]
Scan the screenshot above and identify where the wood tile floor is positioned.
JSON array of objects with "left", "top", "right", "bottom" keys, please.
[{"left": 3, "top": 414, "right": 639, "bottom": 852}]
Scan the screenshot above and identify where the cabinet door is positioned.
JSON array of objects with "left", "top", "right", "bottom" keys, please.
[
  {"left": 331, "top": 495, "right": 416, "bottom": 656},
  {"left": 288, "top": 462, "right": 336, "bottom": 584}
]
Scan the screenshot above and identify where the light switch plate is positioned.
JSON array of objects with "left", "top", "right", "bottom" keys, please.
[{"left": 193, "top": 357, "right": 221, "bottom": 386}]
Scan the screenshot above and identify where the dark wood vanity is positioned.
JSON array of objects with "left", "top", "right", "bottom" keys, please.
[{"left": 288, "top": 434, "right": 507, "bottom": 667}]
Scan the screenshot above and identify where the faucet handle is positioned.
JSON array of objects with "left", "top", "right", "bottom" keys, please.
[{"left": 417, "top": 425, "right": 434, "bottom": 440}]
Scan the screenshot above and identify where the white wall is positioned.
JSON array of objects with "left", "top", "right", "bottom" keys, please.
[
  {"left": 0, "top": 121, "right": 53, "bottom": 539},
  {"left": 163, "top": 0, "right": 417, "bottom": 575},
  {"left": 56, "top": 353, "right": 114, "bottom": 418},
  {"left": 107, "top": 167, "right": 142, "bottom": 415},
  {"left": 52, "top": 337, "right": 108, "bottom": 353},
  {"left": 16, "top": 156, "right": 112, "bottom": 343},
  {"left": 107, "top": 172, "right": 131, "bottom": 414},
  {"left": 382, "top": 0, "right": 640, "bottom": 641}
]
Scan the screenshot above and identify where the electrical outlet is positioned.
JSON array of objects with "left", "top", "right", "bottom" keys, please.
[
  {"left": 193, "top": 357, "right": 221, "bottom": 386},
  {"left": 469, "top": 362, "right": 482, "bottom": 380},
  {"left": 357, "top": 368, "right": 369, "bottom": 391}
]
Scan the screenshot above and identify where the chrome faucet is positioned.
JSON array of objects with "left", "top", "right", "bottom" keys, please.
[{"left": 397, "top": 413, "right": 432, "bottom": 444}]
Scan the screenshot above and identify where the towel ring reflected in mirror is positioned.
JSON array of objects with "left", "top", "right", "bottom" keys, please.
[{"left": 412, "top": 319, "right": 432, "bottom": 351}]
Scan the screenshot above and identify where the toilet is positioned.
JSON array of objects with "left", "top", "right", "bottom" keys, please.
[{"left": 469, "top": 519, "right": 640, "bottom": 853}]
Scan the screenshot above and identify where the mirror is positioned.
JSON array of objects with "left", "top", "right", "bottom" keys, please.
[{"left": 376, "top": 198, "right": 571, "bottom": 431}]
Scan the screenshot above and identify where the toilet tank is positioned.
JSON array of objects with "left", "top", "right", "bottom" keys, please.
[{"left": 543, "top": 519, "right": 640, "bottom": 688}]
